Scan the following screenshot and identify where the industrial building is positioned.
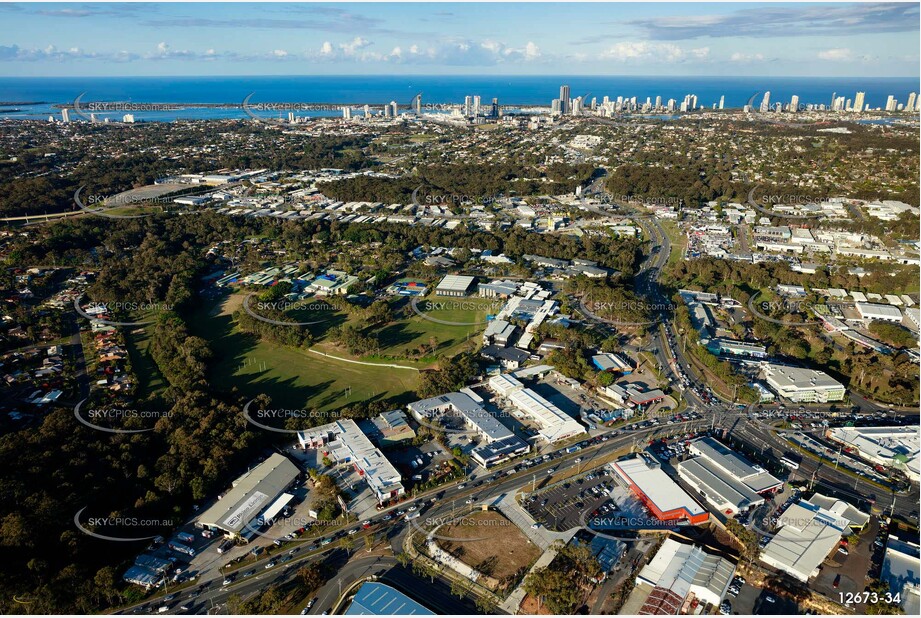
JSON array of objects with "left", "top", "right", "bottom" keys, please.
[
  {"left": 686, "top": 437, "right": 782, "bottom": 494},
  {"left": 483, "top": 319, "right": 517, "bottom": 346},
  {"left": 488, "top": 373, "right": 586, "bottom": 443},
  {"left": 881, "top": 536, "right": 921, "bottom": 616},
  {"left": 122, "top": 554, "right": 173, "bottom": 589},
  {"left": 825, "top": 426, "right": 920, "bottom": 482},
  {"left": 297, "top": 420, "right": 404, "bottom": 504},
  {"left": 678, "top": 436, "right": 782, "bottom": 516},
  {"left": 367, "top": 410, "right": 416, "bottom": 447},
  {"left": 591, "top": 353, "right": 634, "bottom": 373},
  {"left": 855, "top": 302, "right": 904, "bottom": 324},
  {"left": 478, "top": 280, "right": 519, "bottom": 298},
  {"left": 434, "top": 274, "right": 476, "bottom": 297},
  {"left": 625, "top": 538, "right": 736, "bottom": 614},
  {"left": 807, "top": 493, "right": 870, "bottom": 531},
  {"left": 675, "top": 459, "right": 764, "bottom": 517},
  {"left": 704, "top": 338, "right": 767, "bottom": 359},
  {"left": 759, "top": 499, "right": 849, "bottom": 582},
  {"left": 407, "top": 391, "right": 529, "bottom": 467},
  {"left": 609, "top": 456, "right": 709, "bottom": 525},
  {"left": 308, "top": 270, "right": 358, "bottom": 296},
  {"left": 761, "top": 363, "right": 846, "bottom": 403},
  {"left": 197, "top": 453, "right": 301, "bottom": 540},
  {"left": 600, "top": 383, "right": 666, "bottom": 408},
  {"left": 480, "top": 344, "right": 529, "bottom": 370},
  {"left": 345, "top": 582, "right": 434, "bottom": 615}
]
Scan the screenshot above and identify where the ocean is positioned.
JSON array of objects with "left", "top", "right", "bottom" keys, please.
[{"left": 1, "top": 75, "right": 918, "bottom": 122}]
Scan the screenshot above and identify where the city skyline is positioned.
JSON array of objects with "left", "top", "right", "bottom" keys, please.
[{"left": 0, "top": 2, "right": 919, "bottom": 77}]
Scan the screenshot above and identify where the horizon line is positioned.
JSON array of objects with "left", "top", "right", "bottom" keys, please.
[{"left": 1, "top": 74, "right": 919, "bottom": 80}]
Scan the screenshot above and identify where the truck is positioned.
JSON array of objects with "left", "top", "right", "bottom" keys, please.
[
  {"left": 168, "top": 541, "right": 195, "bottom": 557},
  {"left": 176, "top": 532, "right": 196, "bottom": 544},
  {"left": 565, "top": 445, "right": 581, "bottom": 454},
  {"left": 217, "top": 539, "right": 234, "bottom": 554}
]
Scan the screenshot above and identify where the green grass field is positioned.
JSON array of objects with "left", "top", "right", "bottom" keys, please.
[
  {"left": 124, "top": 326, "right": 168, "bottom": 404},
  {"left": 192, "top": 296, "right": 419, "bottom": 411},
  {"left": 370, "top": 293, "right": 495, "bottom": 361}
]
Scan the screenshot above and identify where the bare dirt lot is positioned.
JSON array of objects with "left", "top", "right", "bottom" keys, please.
[{"left": 435, "top": 511, "right": 541, "bottom": 586}]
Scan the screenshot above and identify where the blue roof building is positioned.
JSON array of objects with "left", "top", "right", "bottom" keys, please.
[{"left": 345, "top": 582, "right": 434, "bottom": 615}]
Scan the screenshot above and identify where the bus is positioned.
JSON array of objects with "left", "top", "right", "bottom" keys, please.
[{"left": 780, "top": 457, "right": 800, "bottom": 470}]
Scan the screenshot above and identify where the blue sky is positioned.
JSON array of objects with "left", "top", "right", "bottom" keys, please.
[{"left": 0, "top": 2, "right": 918, "bottom": 77}]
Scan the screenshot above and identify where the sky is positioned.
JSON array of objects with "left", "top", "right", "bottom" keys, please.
[{"left": 0, "top": 1, "right": 918, "bottom": 77}]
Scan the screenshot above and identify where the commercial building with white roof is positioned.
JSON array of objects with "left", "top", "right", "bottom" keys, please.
[
  {"left": 297, "top": 419, "right": 404, "bottom": 503},
  {"left": 609, "top": 455, "right": 709, "bottom": 525},
  {"left": 407, "top": 391, "right": 529, "bottom": 467},
  {"left": 488, "top": 374, "right": 586, "bottom": 443},
  {"left": 761, "top": 363, "right": 846, "bottom": 403},
  {"left": 881, "top": 536, "right": 921, "bottom": 616},
  {"left": 807, "top": 493, "right": 870, "bottom": 530},
  {"left": 434, "top": 274, "right": 476, "bottom": 297},
  {"left": 198, "top": 453, "right": 301, "bottom": 539},
  {"left": 631, "top": 538, "right": 736, "bottom": 612},
  {"left": 688, "top": 437, "right": 783, "bottom": 494},
  {"left": 759, "top": 499, "right": 848, "bottom": 582},
  {"left": 856, "top": 302, "right": 904, "bottom": 323},
  {"left": 676, "top": 437, "right": 780, "bottom": 516}
]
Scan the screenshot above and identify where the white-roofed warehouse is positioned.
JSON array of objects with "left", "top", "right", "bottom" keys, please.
[{"left": 197, "top": 453, "right": 300, "bottom": 540}]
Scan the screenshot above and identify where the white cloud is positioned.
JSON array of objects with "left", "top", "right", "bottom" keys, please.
[
  {"left": 523, "top": 41, "right": 541, "bottom": 60},
  {"left": 600, "top": 41, "right": 706, "bottom": 63},
  {"left": 818, "top": 47, "right": 852, "bottom": 61},
  {"left": 308, "top": 38, "right": 542, "bottom": 65},
  {"left": 272, "top": 49, "right": 288, "bottom": 58},
  {"left": 690, "top": 47, "right": 710, "bottom": 59},
  {"left": 730, "top": 52, "right": 765, "bottom": 62},
  {"left": 339, "top": 36, "right": 371, "bottom": 55}
]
